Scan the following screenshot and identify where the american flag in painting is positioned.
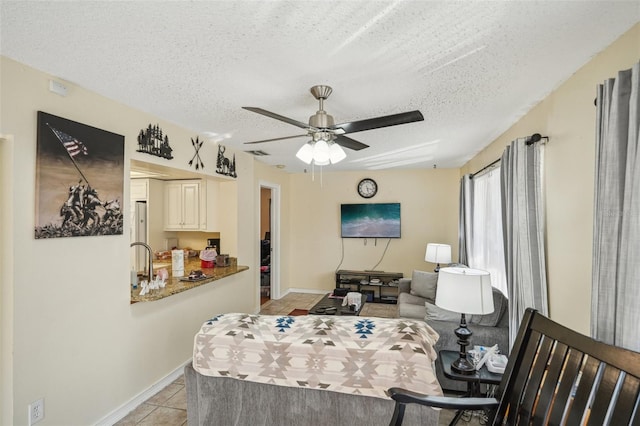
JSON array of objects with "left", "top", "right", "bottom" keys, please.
[{"left": 49, "top": 125, "right": 88, "bottom": 157}]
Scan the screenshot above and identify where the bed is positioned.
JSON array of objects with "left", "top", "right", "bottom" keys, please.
[{"left": 185, "top": 313, "right": 442, "bottom": 425}]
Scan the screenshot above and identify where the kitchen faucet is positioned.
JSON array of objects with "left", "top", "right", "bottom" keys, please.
[{"left": 130, "top": 242, "right": 154, "bottom": 280}]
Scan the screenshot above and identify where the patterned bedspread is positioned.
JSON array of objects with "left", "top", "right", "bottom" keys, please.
[{"left": 192, "top": 313, "right": 443, "bottom": 399}]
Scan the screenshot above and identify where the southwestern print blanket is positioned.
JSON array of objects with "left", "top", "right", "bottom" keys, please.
[{"left": 192, "top": 313, "right": 442, "bottom": 399}]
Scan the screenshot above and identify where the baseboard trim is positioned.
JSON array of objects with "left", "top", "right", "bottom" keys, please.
[
  {"left": 95, "top": 358, "right": 192, "bottom": 426},
  {"left": 284, "top": 288, "right": 328, "bottom": 295}
]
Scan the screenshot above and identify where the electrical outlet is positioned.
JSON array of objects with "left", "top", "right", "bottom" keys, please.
[{"left": 28, "top": 398, "right": 44, "bottom": 425}]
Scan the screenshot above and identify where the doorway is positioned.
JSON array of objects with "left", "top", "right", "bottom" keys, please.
[{"left": 259, "top": 182, "right": 280, "bottom": 305}]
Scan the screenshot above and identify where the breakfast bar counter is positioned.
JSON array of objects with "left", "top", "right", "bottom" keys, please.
[{"left": 130, "top": 258, "right": 249, "bottom": 304}]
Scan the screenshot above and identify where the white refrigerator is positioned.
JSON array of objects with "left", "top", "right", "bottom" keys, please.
[{"left": 130, "top": 200, "right": 147, "bottom": 273}]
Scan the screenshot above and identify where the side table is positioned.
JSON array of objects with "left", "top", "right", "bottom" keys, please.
[{"left": 439, "top": 350, "right": 503, "bottom": 426}]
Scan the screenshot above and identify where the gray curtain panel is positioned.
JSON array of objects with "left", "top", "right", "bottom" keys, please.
[
  {"left": 501, "top": 139, "right": 548, "bottom": 348},
  {"left": 458, "top": 174, "right": 473, "bottom": 265},
  {"left": 592, "top": 61, "right": 640, "bottom": 352}
]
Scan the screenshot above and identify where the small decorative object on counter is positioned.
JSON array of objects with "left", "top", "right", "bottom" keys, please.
[
  {"left": 156, "top": 268, "right": 169, "bottom": 281},
  {"left": 148, "top": 276, "right": 166, "bottom": 291},
  {"left": 179, "top": 270, "right": 209, "bottom": 282},
  {"left": 172, "top": 249, "right": 184, "bottom": 277},
  {"left": 200, "top": 247, "right": 217, "bottom": 268},
  {"left": 188, "top": 270, "right": 205, "bottom": 279},
  {"left": 216, "top": 254, "right": 230, "bottom": 267}
]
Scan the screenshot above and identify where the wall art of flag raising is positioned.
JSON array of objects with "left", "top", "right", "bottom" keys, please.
[
  {"left": 49, "top": 125, "right": 89, "bottom": 157},
  {"left": 35, "top": 111, "right": 125, "bottom": 239}
]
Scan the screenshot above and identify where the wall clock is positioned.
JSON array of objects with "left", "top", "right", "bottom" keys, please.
[{"left": 357, "top": 178, "right": 378, "bottom": 198}]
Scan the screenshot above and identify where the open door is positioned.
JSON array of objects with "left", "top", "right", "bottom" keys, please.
[
  {"left": 259, "top": 187, "right": 271, "bottom": 304},
  {"left": 259, "top": 182, "right": 280, "bottom": 304}
]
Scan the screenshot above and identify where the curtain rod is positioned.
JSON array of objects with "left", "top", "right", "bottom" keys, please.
[
  {"left": 470, "top": 133, "right": 549, "bottom": 178},
  {"left": 525, "top": 133, "right": 549, "bottom": 146},
  {"left": 471, "top": 158, "right": 501, "bottom": 178}
]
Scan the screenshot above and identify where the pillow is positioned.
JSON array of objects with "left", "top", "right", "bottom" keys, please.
[
  {"left": 470, "top": 287, "right": 507, "bottom": 327},
  {"left": 409, "top": 270, "right": 438, "bottom": 300},
  {"left": 424, "top": 302, "right": 460, "bottom": 322}
]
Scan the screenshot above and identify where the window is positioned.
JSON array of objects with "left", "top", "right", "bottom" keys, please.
[{"left": 469, "top": 168, "right": 508, "bottom": 296}]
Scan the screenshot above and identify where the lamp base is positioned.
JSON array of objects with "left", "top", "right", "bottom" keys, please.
[
  {"left": 451, "top": 313, "right": 475, "bottom": 375},
  {"left": 451, "top": 356, "right": 476, "bottom": 375}
]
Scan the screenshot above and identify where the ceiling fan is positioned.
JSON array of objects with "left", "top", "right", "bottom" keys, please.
[{"left": 243, "top": 85, "right": 424, "bottom": 165}]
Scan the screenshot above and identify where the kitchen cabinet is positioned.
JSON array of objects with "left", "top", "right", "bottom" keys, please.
[
  {"left": 130, "top": 179, "right": 148, "bottom": 201},
  {"left": 199, "top": 179, "right": 220, "bottom": 232},
  {"left": 164, "top": 180, "right": 200, "bottom": 230}
]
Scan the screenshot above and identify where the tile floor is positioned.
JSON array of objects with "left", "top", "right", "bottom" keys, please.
[{"left": 115, "top": 292, "right": 481, "bottom": 426}]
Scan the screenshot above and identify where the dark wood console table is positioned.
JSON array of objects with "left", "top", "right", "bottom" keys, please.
[{"left": 335, "top": 269, "right": 403, "bottom": 304}]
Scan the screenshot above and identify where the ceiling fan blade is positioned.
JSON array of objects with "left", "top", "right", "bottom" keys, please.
[
  {"left": 242, "top": 107, "right": 314, "bottom": 130},
  {"left": 333, "top": 110, "right": 424, "bottom": 134},
  {"left": 334, "top": 135, "right": 369, "bottom": 151},
  {"left": 244, "top": 134, "right": 308, "bottom": 144}
]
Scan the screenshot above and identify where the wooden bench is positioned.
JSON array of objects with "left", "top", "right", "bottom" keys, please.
[{"left": 388, "top": 308, "right": 640, "bottom": 425}]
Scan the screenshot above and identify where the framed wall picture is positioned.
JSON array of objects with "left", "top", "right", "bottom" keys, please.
[{"left": 34, "top": 111, "right": 125, "bottom": 238}]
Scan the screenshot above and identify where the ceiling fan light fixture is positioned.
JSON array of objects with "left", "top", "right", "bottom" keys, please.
[
  {"left": 329, "top": 142, "right": 346, "bottom": 164},
  {"left": 313, "top": 139, "right": 330, "bottom": 163},
  {"left": 296, "top": 143, "right": 314, "bottom": 164}
]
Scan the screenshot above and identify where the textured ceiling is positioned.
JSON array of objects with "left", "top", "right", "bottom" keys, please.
[{"left": 1, "top": 1, "right": 638, "bottom": 173}]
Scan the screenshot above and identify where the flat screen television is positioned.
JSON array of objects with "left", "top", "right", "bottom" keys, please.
[{"left": 340, "top": 203, "right": 401, "bottom": 238}]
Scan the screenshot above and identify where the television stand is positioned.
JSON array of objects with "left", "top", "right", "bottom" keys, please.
[{"left": 335, "top": 269, "right": 403, "bottom": 304}]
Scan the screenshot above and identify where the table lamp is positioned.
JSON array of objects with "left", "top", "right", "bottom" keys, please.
[
  {"left": 425, "top": 243, "right": 451, "bottom": 272},
  {"left": 435, "top": 267, "right": 494, "bottom": 375}
]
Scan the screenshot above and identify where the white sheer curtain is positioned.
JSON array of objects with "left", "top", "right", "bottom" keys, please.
[{"left": 468, "top": 168, "right": 508, "bottom": 296}]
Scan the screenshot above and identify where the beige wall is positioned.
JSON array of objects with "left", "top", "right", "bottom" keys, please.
[
  {"left": 286, "top": 169, "right": 460, "bottom": 292},
  {"left": 1, "top": 135, "right": 15, "bottom": 426},
  {"left": 0, "top": 57, "right": 258, "bottom": 425},
  {"left": 461, "top": 23, "right": 640, "bottom": 335}
]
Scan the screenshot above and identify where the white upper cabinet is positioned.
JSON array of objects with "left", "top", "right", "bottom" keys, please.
[
  {"left": 130, "top": 179, "right": 148, "bottom": 201},
  {"left": 164, "top": 180, "right": 200, "bottom": 230},
  {"left": 200, "top": 179, "right": 220, "bottom": 232}
]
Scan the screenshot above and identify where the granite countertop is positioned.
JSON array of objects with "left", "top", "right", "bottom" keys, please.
[{"left": 130, "top": 258, "right": 249, "bottom": 304}]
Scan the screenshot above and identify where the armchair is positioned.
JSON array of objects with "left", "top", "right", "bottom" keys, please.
[{"left": 388, "top": 308, "right": 640, "bottom": 425}]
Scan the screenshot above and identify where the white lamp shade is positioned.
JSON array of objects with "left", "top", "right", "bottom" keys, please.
[
  {"left": 425, "top": 243, "right": 452, "bottom": 264},
  {"left": 312, "top": 139, "right": 330, "bottom": 163},
  {"left": 435, "top": 267, "right": 494, "bottom": 315},
  {"left": 296, "top": 143, "right": 314, "bottom": 164},
  {"left": 328, "top": 143, "right": 347, "bottom": 164}
]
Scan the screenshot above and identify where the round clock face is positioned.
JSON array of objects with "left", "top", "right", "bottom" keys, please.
[{"left": 357, "top": 178, "right": 378, "bottom": 198}]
